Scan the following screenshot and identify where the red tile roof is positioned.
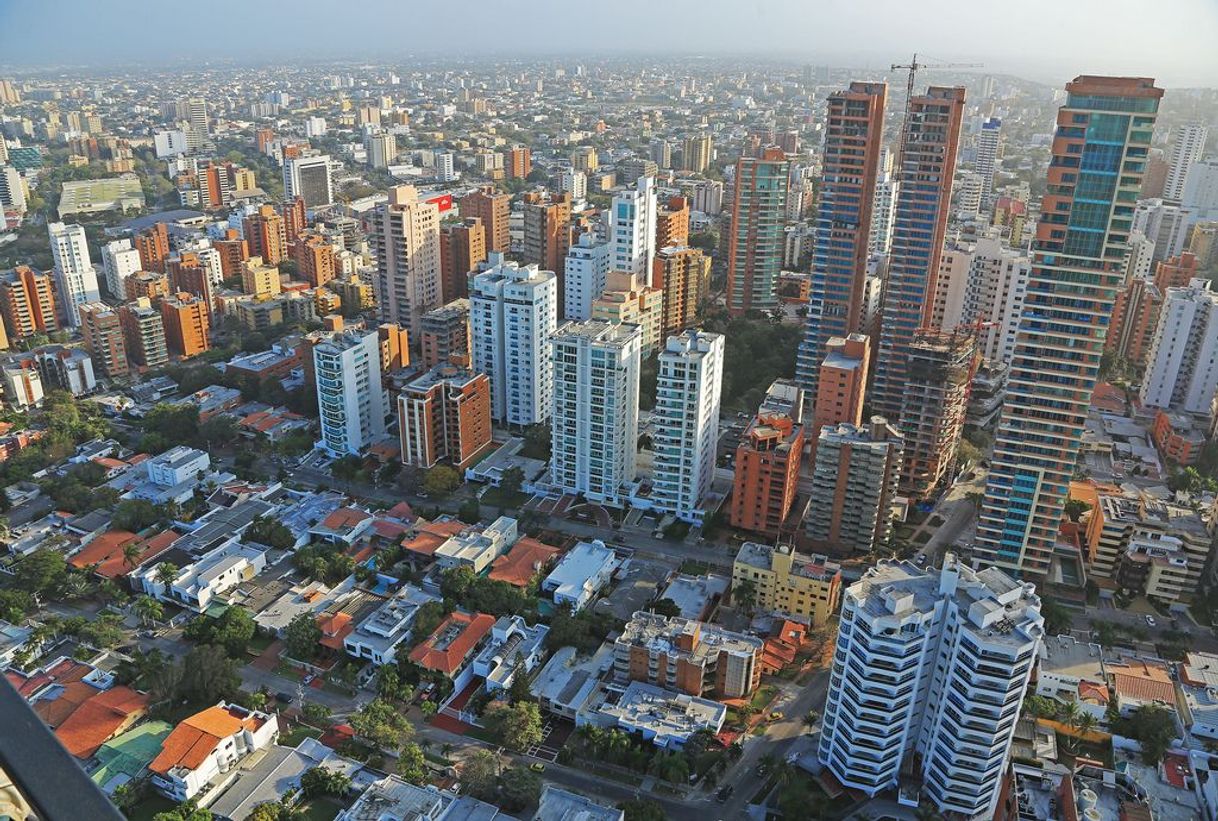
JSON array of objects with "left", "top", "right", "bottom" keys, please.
[
  {"left": 488, "top": 538, "right": 561, "bottom": 588},
  {"left": 317, "top": 612, "right": 354, "bottom": 651},
  {"left": 318, "top": 507, "right": 372, "bottom": 533},
  {"left": 150, "top": 705, "right": 265, "bottom": 775},
  {"left": 55, "top": 685, "right": 148, "bottom": 759},
  {"left": 84, "top": 530, "right": 180, "bottom": 579},
  {"left": 68, "top": 531, "right": 140, "bottom": 572},
  {"left": 401, "top": 519, "right": 466, "bottom": 557},
  {"left": 408, "top": 612, "right": 495, "bottom": 676},
  {"left": 1110, "top": 660, "right": 1176, "bottom": 705}
]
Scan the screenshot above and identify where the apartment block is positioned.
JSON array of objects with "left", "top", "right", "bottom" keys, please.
[
  {"left": 160, "top": 292, "right": 210, "bottom": 358},
  {"left": 314, "top": 329, "right": 386, "bottom": 456},
  {"left": 807, "top": 417, "right": 904, "bottom": 554},
  {"left": 613, "top": 611, "right": 763, "bottom": 699},
  {"left": 652, "top": 246, "right": 708, "bottom": 339},
  {"left": 371, "top": 185, "right": 442, "bottom": 336},
  {"left": 732, "top": 542, "right": 841, "bottom": 627},
  {"left": 398, "top": 362, "right": 492, "bottom": 470},
  {"left": 590, "top": 271, "right": 663, "bottom": 355},
  {"left": 78, "top": 302, "right": 128, "bottom": 379}
]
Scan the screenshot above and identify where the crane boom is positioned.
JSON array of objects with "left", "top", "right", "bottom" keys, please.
[{"left": 890, "top": 54, "right": 984, "bottom": 179}]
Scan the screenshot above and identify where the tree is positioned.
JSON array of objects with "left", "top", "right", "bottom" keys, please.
[
  {"left": 422, "top": 465, "right": 461, "bottom": 497},
  {"left": 302, "top": 702, "right": 332, "bottom": 727},
  {"left": 246, "top": 804, "right": 284, "bottom": 821},
  {"left": 733, "top": 578, "right": 758, "bottom": 614},
  {"left": 397, "top": 741, "right": 427, "bottom": 784},
  {"left": 483, "top": 700, "right": 543, "bottom": 752},
  {"left": 132, "top": 594, "right": 164, "bottom": 627},
  {"left": 152, "top": 799, "right": 213, "bottom": 821},
  {"left": 350, "top": 698, "right": 414, "bottom": 750},
  {"left": 284, "top": 612, "right": 322, "bottom": 661},
  {"left": 123, "top": 541, "right": 144, "bottom": 570},
  {"left": 1064, "top": 498, "right": 1092, "bottom": 523},
  {"left": 178, "top": 644, "right": 240, "bottom": 704},
  {"left": 521, "top": 425, "right": 550, "bottom": 460},
  {"left": 458, "top": 497, "right": 481, "bottom": 524},
  {"left": 1042, "top": 599, "right": 1073, "bottom": 635},
  {"left": 1113, "top": 704, "right": 1178, "bottom": 764},
  {"left": 13, "top": 548, "right": 67, "bottom": 596},
  {"left": 199, "top": 415, "right": 239, "bottom": 449},
  {"left": 299, "top": 766, "right": 351, "bottom": 798},
  {"left": 460, "top": 749, "right": 501, "bottom": 798},
  {"left": 500, "top": 466, "right": 524, "bottom": 496},
  {"left": 498, "top": 767, "right": 541, "bottom": 812},
  {"left": 650, "top": 598, "right": 681, "bottom": 618},
  {"left": 210, "top": 606, "right": 256, "bottom": 657},
  {"left": 689, "top": 231, "right": 717, "bottom": 253},
  {"left": 245, "top": 516, "right": 295, "bottom": 550},
  {"left": 618, "top": 799, "right": 666, "bottom": 821},
  {"left": 330, "top": 455, "right": 364, "bottom": 491},
  {"left": 155, "top": 562, "right": 180, "bottom": 588},
  {"left": 410, "top": 601, "right": 446, "bottom": 646}
]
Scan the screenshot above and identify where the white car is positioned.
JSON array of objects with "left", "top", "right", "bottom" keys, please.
[{"left": 1145, "top": 615, "right": 1157, "bottom": 627}]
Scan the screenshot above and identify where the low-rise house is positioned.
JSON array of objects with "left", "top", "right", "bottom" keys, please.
[
  {"left": 1106, "top": 656, "right": 1178, "bottom": 717},
  {"left": 237, "top": 406, "right": 310, "bottom": 443},
  {"left": 541, "top": 539, "right": 617, "bottom": 611},
  {"left": 433, "top": 515, "right": 516, "bottom": 574},
  {"left": 254, "top": 579, "right": 354, "bottom": 639},
  {"left": 309, "top": 506, "right": 374, "bottom": 547},
  {"left": 208, "top": 737, "right": 359, "bottom": 821},
  {"left": 534, "top": 785, "right": 623, "bottom": 821},
  {"left": 659, "top": 573, "right": 729, "bottom": 621},
  {"left": 1035, "top": 635, "right": 1109, "bottom": 722},
  {"left": 471, "top": 615, "right": 549, "bottom": 692},
  {"left": 400, "top": 517, "right": 468, "bottom": 563},
  {"left": 149, "top": 702, "right": 278, "bottom": 802},
  {"left": 136, "top": 542, "right": 266, "bottom": 612},
  {"left": 336, "top": 775, "right": 516, "bottom": 821},
  {"left": 408, "top": 611, "right": 496, "bottom": 692},
  {"left": 343, "top": 584, "right": 441, "bottom": 666},
  {"left": 1179, "top": 651, "right": 1218, "bottom": 740},
  {"left": 177, "top": 385, "right": 242, "bottom": 420},
  {"left": 52, "top": 684, "right": 149, "bottom": 759},
  {"left": 531, "top": 644, "right": 615, "bottom": 722},
  {"left": 614, "top": 611, "right": 764, "bottom": 699},
  {"left": 488, "top": 537, "right": 561, "bottom": 588},
  {"left": 68, "top": 530, "right": 139, "bottom": 575},
  {"left": 0, "top": 621, "right": 35, "bottom": 667},
  {"left": 582, "top": 680, "right": 726, "bottom": 749}
]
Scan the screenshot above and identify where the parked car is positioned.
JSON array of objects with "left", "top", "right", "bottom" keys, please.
[
  {"left": 529, "top": 762, "right": 546, "bottom": 773},
  {"left": 1145, "top": 615, "right": 1157, "bottom": 627},
  {"left": 716, "top": 786, "right": 734, "bottom": 803}
]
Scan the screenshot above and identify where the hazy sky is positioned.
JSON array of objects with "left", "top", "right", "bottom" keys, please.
[{"left": 1, "top": 0, "right": 1215, "bottom": 87}]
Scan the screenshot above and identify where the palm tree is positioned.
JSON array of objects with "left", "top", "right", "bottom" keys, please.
[
  {"left": 122, "top": 542, "right": 143, "bottom": 571},
  {"left": 154, "top": 562, "right": 179, "bottom": 588},
  {"left": 733, "top": 578, "right": 758, "bottom": 614},
  {"left": 1058, "top": 700, "right": 1082, "bottom": 733},
  {"left": 134, "top": 595, "right": 163, "bottom": 627},
  {"left": 1067, "top": 712, "right": 1100, "bottom": 754},
  {"left": 803, "top": 710, "right": 821, "bottom": 729}
]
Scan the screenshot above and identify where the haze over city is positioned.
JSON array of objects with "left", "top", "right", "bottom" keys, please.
[{"left": 0, "top": 2, "right": 1216, "bottom": 820}]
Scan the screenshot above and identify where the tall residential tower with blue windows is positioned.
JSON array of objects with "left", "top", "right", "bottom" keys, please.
[
  {"left": 869, "top": 86, "right": 967, "bottom": 422},
  {"left": 974, "top": 76, "right": 1163, "bottom": 577},
  {"left": 795, "top": 81, "right": 887, "bottom": 400}
]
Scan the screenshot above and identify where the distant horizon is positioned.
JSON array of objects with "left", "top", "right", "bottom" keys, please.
[{"left": 1, "top": 0, "right": 1215, "bottom": 88}]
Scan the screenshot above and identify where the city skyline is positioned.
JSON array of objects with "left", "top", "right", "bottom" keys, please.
[{"left": 0, "top": 0, "right": 1215, "bottom": 87}]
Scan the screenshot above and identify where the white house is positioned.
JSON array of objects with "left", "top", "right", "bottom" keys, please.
[
  {"left": 146, "top": 445, "right": 210, "bottom": 487},
  {"left": 137, "top": 543, "right": 266, "bottom": 612},
  {"left": 149, "top": 702, "right": 278, "bottom": 802},
  {"left": 343, "top": 584, "right": 441, "bottom": 666},
  {"left": 471, "top": 615, "right": 549, "bottom": 691},
  {"left": 541, "top": 540, "right": 617, "bottom": 611},
  {"left": 1035, "top": 635, "right": 1109, "bottom": 723},
  {"left": 433, "top": 516, "right": 517, "bottom": 575}
]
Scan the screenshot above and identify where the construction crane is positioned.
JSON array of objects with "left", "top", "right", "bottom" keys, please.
[{"left": 890, "top": 54, "right": 984, "bottom": 164}]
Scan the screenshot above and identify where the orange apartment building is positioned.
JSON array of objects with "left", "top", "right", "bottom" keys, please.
[
  {"left": 505, "top": 146, "right": 532, "bottom": 179},
  {"left": 812, "top": 333, "right": 870, "bottom": 440},
  {"left": 161, "top": 292, "right": 211, "bottom": 358},
  {"left": 459, "top": 186, "right": 511, "bottom": 253},
  {"left": 292, "top": 231, "right": 337, "bottom": 288},
  {"left": 1107, "top": 277, "right": 1162, "bottom": 368},
  {"left": 397, "top": 363, "right": 493, "bottom": 470},
  {"left": 378, "top": 323, "right": 410, "bottom": 371},
  {"left": 652, "top": 246, "right": 709, "bottom": 339},
  {"left": 0, "top": 265, "right": 59, "bottom": 340},
  {"left": 613, "top": 612, "right": 764, "bottom": 699},
  {"left": 419, "top": 299, "right": 470, "bottom": 368},
  {"left": 78, "top": 302, "right": 129, "bottom": 378},
  {"left": 281, "top": 197, "right": 308, "bottom": 239},
  {"left": 134, "top": 222, "right": 170, "bottom": 273},
  {"left": 729, "top": 412, "right": 804, "bottom": 537},
  {"left": 1154, "top": 252, "right": 1200, "bottom": 291},
  {"left": 655, "top": 196, "right": 690, "bottom": 249},
  {"left": 242, "top": 205, "right": 287, "bottom": 266},
  {"left": 125, "top": 271, "right": 171, "bottom": 303},
  {"left": 213, "top": 230, "right": 250, "bottom": 279},
  {"left": 439, "top": 217, "right": 487, "bottom": 302},
  {"left": 521, "top": 190, "right": 573, "bottom": 274},
  {"left": 1151, "top": 410, "right": 1204, "bottom": 466}
]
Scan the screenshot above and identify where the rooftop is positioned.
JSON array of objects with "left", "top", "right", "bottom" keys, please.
[
  {"left": 488, "top": 537, "right": 561, "bottom": 588},
  {"left": 149, "top": 703, "right": 268, "bottom": 776},
  {"left": 617, "top": 611, "right": 763, "bottom": 663},
  {"left": 595, "top": 680, "right": 727, "bottom": 745},
  {"left": 408, "top": 611, "right": 495, "bottom": 676}
]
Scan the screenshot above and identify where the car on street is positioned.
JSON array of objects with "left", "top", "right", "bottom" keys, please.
[
  {"left": 275, "top": 692, "right": 293, "bottom": 704},
  {"left": 1145, "top": 615, "right": 1157, "bottom": 627},
  {"left": 715, "top": 786, "right": 734, "bottom": 803},
  {"left": 529, "top": 762, "right": 546, "bottom": 773}
]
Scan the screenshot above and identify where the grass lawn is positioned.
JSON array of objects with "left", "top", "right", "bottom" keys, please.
[
  {"left": 127, "top": 794, "right": 177, "bottom": 821},
  {"left": 481, "top": 486, "right": 530, "bottom": 509},
  {"left": 679, "top": 559, "right": 712, "bottom": 575},
  {"left": 297, "top": 798, "right": 343, "bottom": 821},
  {"left": 466, "top": 725, "right": 497, "bottom": 744},
  {"left": 248, "top": 633, "right": 276, "bottom": 654},
  {"left": 913, "top": 530, "right": 933, "bottom": 545},
  {"left": 281, "top": 724, "right": 323, "bottom": 747},
  {"left": 748, "top": 684, "right": 778, "bottom": 712}
]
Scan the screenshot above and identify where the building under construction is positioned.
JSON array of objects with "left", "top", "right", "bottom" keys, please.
[{"left": 898, "top": 329, "right": 977, "bottom": 501}]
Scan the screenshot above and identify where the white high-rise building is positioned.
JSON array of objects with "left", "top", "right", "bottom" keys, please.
[
  {"left": 185, "top": 97, "right": 209, "bottom": 136},
  {"left": 1140, "top": 278, "right": 1218, "bottom": 414},
  {"left": 100, "top": 238, "right": 141, "bottom": 299},
  {"left": 558, "top": 169, "right": 587, "bottom": 200},
  {"left": 651, "top": 330, "right": 724, "bottom": 524},
  {"left": 1125, "top": 231, "right": 1156, "bottom": 280},
  {"left": 1183, "top": 157, "right": 1218, "bottom": 224},
  {"left": 370, "top": 185, "right": 442, "bottom": 336},
  {"left": 366, "top": 132, "right": 396, "bottom": 170},
  {"left": 283, "top": 154, "right": 335, "bottom": 208},
  {"left": 1133, "top": 198, "right": 1190, "bottom": 262},
  {"left": 313, "top": 329, "right": 387, "bottom": 456},
  {"left": 1165, "top": 122, "right": 1209, "bottom": 202},
  {"left": 549, "top": 320, "right": 641, "bottom": 507},
  {"left": 868, "top": 171, "right": 898, "bottom": 255},
  {"left": 470, "top": 254, "right": 558, "bottom": 426},
  {"left": 153, "top": 130, "right": 188, "bottom": 158},
  {"left": 0, "top": 164, "right": 25, "bottom": 215},
  {"left": 48, "top": 221, "right": 100, "bottom": 329},
  {"left": 934, "top": 237, "right": 1030, "bottom": 367},
  {"left": 975, "top": 117, "right": 1001, "bottom": 207},
  {"left": 608, "top": 175, "right": 657, "bottom": 278},
  {"left": 436, "top": 152, "right": 456, "bottom": 182},
  {"left": 818, "top": 555, "right": 1043, "bottom": 820},
  {"left": 305, "top": 117, "right": 327, "bottom": 138},
  {"left": 563, "top": 233, "right": 610, "bottom": 321},
  {"left": 954, "top": 170, "right": 983, "bottom": 219}
]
